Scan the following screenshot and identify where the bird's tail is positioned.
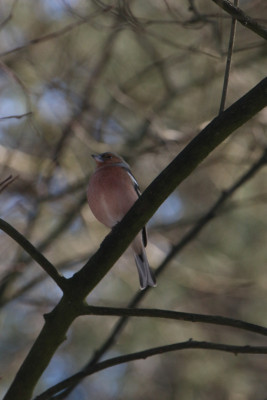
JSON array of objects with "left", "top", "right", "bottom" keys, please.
[{"left": 134, "top": 249, "right": 156, "bottom": 290}]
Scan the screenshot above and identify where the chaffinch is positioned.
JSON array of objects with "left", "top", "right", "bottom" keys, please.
[{"left": 87, "top": 152, "right": 156, "bottom": 290}]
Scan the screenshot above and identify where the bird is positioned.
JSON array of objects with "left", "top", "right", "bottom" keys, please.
[{"left": 87, "top": 152, "right": 156, "bottom": 290}]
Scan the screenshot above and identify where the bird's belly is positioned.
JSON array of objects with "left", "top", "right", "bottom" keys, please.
[{"left": 87, "top": 179, "right": 135, "bottom": 228}]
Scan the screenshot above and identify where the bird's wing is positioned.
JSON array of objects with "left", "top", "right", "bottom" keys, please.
[{"left": 125, "top": 168, "right": 148, "bottom": 248}]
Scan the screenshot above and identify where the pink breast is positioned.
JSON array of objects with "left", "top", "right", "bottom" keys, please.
[{"left": 87, "top": 167, "right": 138, "bottom": 228}]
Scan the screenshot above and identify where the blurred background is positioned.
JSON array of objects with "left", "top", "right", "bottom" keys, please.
[{"left": 0, "top": 0, "right": 266, "bottom": 399}]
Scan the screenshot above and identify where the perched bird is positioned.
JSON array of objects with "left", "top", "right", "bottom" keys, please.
[{"left": 87, "top": 152, "right": 156, "bottom": 290}]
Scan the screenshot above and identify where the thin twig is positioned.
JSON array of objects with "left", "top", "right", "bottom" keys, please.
[
  {"left": 37, "top": 194, "right": 87, "bottom": 253},
  {"left": 80, "top": 305, "right": 267, "bottom": 337},
  {"left": 47, "top": 24, "right": 120, "bottom": 175},
  {"left": 219, "top": 0, "right": 238, "bottom": 113},
  {"left": 0, "top": 254, "right": 89, "bottom": 308},
  {"left": 0, "top": 218, "right": 68, "bottom": 292},
  {"left": 212, "top": 0, "right": 267, "bottom": 40},
  {"left": 0, "top": 16, "right": 98, "bottom": 58},
  {"left": 0, "top": 0, "right": 18, "bottom": 30},
  {"left": 0, "top": 175, "right": 17, "bottom": 193},
  {"left": 0, "top": 194, "right": 87, "bottom": 306},
  {"left": 34, "top": 340, "right": 267, "bottom": 400},
  {"left": 0, "top": 112, "right": 33, "bottom": 121}
]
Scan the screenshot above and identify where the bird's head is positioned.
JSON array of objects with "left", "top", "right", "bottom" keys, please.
[{"left": 91, "top": 152, "right": 128, "bottom": 168}]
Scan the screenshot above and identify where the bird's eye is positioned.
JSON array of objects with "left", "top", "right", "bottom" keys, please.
[{"left": 103, "top": 153, "right": 112, "bottom": 159}]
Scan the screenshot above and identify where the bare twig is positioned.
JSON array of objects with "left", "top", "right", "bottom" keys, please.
[
  {"left": 219, "top": 0, "right": 238, "bottom": 113},
  {"left": 0, "top": 175, "right": 17, "bottom": 193},
  {"left": 0, "top": 218, "right": 67, "bottom": 292},
  {"left": 34, "top": 340, "right": 267, "bottom": 400},
  {"left": 37, "top": 194, "right": 87, "bottom": 253},
  {"left": 212, "top": 0, "right": 267, "bottom": 40},
  {"left": 0, "top": 112, "right": 33, "bottom": 121},
  {"left": 0, "top": 16, "right": 98, "bottom": 58},
  {"left": 0, "top": 254, "right": 89, "bottom": 308},
  {"left": 80, "top": 305, "right": 267, "bottom": 337},
  {"left": 0, "top": 194, "right": 87, "bottom": 307},
  {"left": 48, "top": 25, "right": 120, "bottom": 173},
  {"left": 0, "top": 0, "right": 18, "bottom": 30}
]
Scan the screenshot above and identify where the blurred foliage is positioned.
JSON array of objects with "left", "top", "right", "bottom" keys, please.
[{"left": 0, "top": 0, "right": 266, "bottom": 399}]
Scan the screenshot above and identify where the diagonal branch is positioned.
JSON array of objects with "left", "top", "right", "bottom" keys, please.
[
  {"left": 0, "top": 218, "right": 67, "bottom": 292},
  {"left": 0, "top": 175, "right": 17, "bottom": 193},
  {"left": 54, "top": 145, "right": 267, "bottom": 399},
  {"left": 71, "top": 77, "right": 267, "bottom": 298},
  {"left": 212, "top": 0, "right": 267, "bottom": 40}
]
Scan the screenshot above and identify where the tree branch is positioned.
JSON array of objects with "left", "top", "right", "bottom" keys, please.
[
  {"left": 0, "top": 175, "right": 17, "bottom": 193},
  {"left": 0, "top": 112, "right": 32, "bottom": 120},
  {"left": 0, "top": 218, "right": 67, "bottom": 292},
  {"left": 0, "top": 13, "right": 102, "bottom": 58},
  {"left": 35, "top": 340, "right": 267, "bottom": 400},
  {"left": 80, "top": 305, "right": 267, "bottom": 337},
  {"left": 71, "top": 77, "right": 267, "bottom": 298},
  {"left": 74, "top": 147, "right": 267, "bottom": 370},
  {"left": 4, "top": 77, "right": 267, "bottom": 400},
  {"left": 212, "top": 0, "right": 267, "bottom": 40},
  {"left": 42, "top": 113, "right": 267, "bottom": 400},
  {"left": 219, "top": 0, "right": 238, "bottom": 113}
]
